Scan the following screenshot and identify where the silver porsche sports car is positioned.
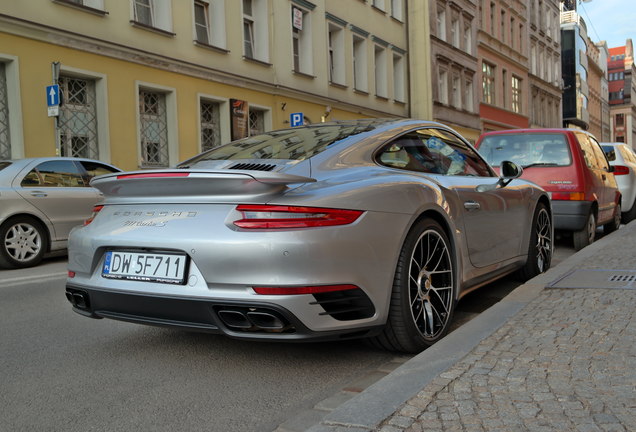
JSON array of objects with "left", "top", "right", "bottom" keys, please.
[{"left": 65, "top": 119, "right": 553, "bottom": 353}]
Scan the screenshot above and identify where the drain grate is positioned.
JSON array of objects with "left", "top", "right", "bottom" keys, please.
[{"left": 547, "top": 269, "right": 636, "bottom": 290}]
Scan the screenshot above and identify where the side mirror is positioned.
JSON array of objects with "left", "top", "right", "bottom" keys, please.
[
  {"left": 500, "top": 160, "right": 523, "bottom": 179},
  {"left": 476, "top": 160, "right": 523, "bottom": 192}
]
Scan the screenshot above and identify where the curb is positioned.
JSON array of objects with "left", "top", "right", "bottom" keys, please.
[{"left": 306, "top": 223, "right": 631, "bottom": 431}]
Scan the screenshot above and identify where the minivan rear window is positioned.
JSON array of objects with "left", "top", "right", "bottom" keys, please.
[{"left": 479, "top": 133, "right": 571, "bottom": 168}]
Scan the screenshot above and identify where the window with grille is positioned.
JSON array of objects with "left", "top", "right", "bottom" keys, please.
[
  {"left": 200, "top": 100, "right": 221, "bottom": 151},
  {"left": 482, "top": 62, "right": 495, "bottom": 104},
  {"left": 134, "top": 0, "right": 153, "bottom": 26},
  {"left": 58, "top": 76, "right": 98, "bottom": 159},
  {"left": 249, "top": 109, "right": 265, "bottom": 136},
  {"left": 0, "top": 63, "right": 10, "bottom": 159},
  {"left": 194, "top": 0, "right": 210, "bottom": 44},
  {"left": 139, "top": 90, "right": 169, "bottom": 167}
]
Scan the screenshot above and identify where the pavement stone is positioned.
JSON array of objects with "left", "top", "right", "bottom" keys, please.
[{"left": 306, "top": 221, "right": 636, "bottom": 432}]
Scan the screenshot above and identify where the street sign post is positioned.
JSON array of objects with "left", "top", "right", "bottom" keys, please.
[
  {"left": 46, "top": 84, "right": 60, "bottom": 117},
  {"left": 290, "top": 112, "right": 304, "bottom": 127}
]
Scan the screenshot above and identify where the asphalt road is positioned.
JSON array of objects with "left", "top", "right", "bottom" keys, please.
[{"left": 0, "top": 236, "right": 579, "bottom": 432}]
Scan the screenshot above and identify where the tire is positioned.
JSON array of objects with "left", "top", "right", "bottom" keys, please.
[
  {"left": 371, "top": 219, "right": 456, "bottom": 353},
  {"left": 0, "top": 216, "right": 48, "bottom": 269},
  {"left": 573, "top": 211, "right": 596, "bottom": 251},
  {"left": 517, "top": 203, "right": 553, "bottom": 281},
  {"left": 604, "top": 202, "right": 621, "bottom": 234},
  {"left": 621, "top": 200, "right": 636, "bottom": 224}
]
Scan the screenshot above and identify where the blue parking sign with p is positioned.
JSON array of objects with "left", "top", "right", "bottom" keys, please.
[{"left": 290, "top": 112, "right": 304, "bottom": 127}]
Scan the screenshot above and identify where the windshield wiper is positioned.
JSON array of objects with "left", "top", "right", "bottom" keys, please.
[{"left": 521, "top": 162, "right": 559, "bottom": 168}]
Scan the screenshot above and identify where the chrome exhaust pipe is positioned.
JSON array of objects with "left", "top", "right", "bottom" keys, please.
[{"left": 218, "top": 310, "right": 252, "bottom": 329}]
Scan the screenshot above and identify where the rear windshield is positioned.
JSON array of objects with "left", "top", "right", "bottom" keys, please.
[
  {"left": 180, "top": 123, "right": 378, "bottom": 166},
  {"left": 602, "top": 145, "right": 616, "bottom": 162},
  {"left": 0, "top": 161, "right": 11, "bottom": 171},
  {"left": 479, "top": 133, "right": 571, "bottom": 167}
]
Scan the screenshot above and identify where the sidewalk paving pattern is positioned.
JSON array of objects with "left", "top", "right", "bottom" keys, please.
[{"left": 307, "top": 222, "right": 636, "bottom": 432}]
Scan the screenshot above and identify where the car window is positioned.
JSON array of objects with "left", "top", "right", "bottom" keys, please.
[
  {"left": 478, "top": 133, "right": 571, "bottom": 167},
  {"left": 78, "top": 161, "right": 119, "bottom": 182},
  {"left": 589, "top": 137, "right": 610, "bottom": 170},
  {"left": 576, "top": 134, "right": 600, "bottom": 169},
  {"left": 602, "top": 146, "right": 616, "bottom": 162},
  {"left": 0, "top": 161, "right": 11, "bottom": 171},
  {"left": 21, "top": 160, "right": 87, "bottom": 188},
  {"left": 620, "top": 146, "right": 636, "bottom": 164},
  {"left": 377, "top": 129, "right": 494, "bottom": 177}
]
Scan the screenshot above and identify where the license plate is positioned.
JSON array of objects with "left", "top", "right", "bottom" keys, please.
[{"left": 102, "top": 251, "right": 187, "bottom": 284}]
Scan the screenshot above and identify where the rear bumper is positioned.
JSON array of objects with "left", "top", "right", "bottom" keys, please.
[
  {"left": 65, "top": 284, "right": 382, "bottom": 342},
  {"left": 552, "top": 200, "right": 593, "bottom": 231}
]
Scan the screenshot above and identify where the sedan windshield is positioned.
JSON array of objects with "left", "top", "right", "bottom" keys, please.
[
  {"left": 179, "top": 122, "right": 379, "bottom": 167},
  {"left": 479, "top": 133, "right": 571, "bottom": 167}
]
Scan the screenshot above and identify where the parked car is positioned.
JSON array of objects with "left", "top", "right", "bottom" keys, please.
[
  {"left": 601, "top": 142, "right": 636, "bottom": 223},
  {"left": 0, "top": 157, "right": 121, "bottom": 269},
  {"left": 65, "top": 119, "right": 553, "bottom": 353},
  {"left": 476, "top": 129, "right": 621, "bottom": 251}
]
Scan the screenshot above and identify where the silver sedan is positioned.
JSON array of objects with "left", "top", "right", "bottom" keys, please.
[
  {"left": 0, "top": 157, "right": 120, "bottom": 269},
  {"left": 65, "top": 119, "right": 553, "bottom": 352}
]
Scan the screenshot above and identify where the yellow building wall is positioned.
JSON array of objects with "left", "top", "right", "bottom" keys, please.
[{"left": 2, "top": 32, "right": 371, "bottom": 170}]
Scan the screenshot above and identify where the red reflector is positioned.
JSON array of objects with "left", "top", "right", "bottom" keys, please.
[
  {"left": 116, "top": 172, "right": 190, "bottom": 179},
  {"left": 67, "top": 271, "right": 76, "bottom": 278},
  {"left": 253, "top": 284, "right": 359, "bottom": 295},
  {"left": 613, "top": 165, "right": 630, "bottom": 176},
  {"left": 234, "top": 205, "right": 363, "bottom": 229},
  {"left": 84, "top": 205, "right": 104, "bottom": 225}
]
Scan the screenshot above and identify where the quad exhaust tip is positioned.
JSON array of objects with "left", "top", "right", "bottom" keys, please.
[
  {"left": 217, "top": 308, "right": 289, "bottom": 332},
  {"left": 65, "top": 290, "right": 89, "bottom": 310}
]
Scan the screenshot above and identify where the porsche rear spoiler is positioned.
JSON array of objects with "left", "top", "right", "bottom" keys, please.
[{"left": 90, "top": 169, "right": 316, "bottom": 199}]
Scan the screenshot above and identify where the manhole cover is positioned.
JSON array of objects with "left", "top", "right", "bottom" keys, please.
[{"left": 547, "top": 269, "right": 636, "bottom": 290}]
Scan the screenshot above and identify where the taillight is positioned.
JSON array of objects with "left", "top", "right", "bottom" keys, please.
[
  {"left": 252, "top": 284, "right": 358, "bottom": 295},
  {"left": 613, "top": 165, "right": 630, "bottom": 176},
  {"left": 116, "top": 172, "right": 190, "bottom": 179},
  {"left": 68, "top": 271, "right": 76, "bottom": 278},
  {"left": 551, "top": 192, "right": 585, "bottom": 201},
  {"left": 84, "top": 205, "right": 104, "bottom": 225},
  {"left": 233, "top": 205, "right": 363, "bottom": 229}
]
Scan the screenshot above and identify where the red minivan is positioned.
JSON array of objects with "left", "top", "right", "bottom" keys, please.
[{"left": 476, "top": 129, "right": 621, "bottom": 250}]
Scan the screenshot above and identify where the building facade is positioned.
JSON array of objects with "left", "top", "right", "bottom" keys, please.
[
  {"left": 428, "top": 0, "right": 480, "bottom": 142},
  {"left": 587, "top": 39, "right": 610, "bottom": 141},
  {"left": 608, "top": 40, "right": 636, "bottom": 147},
  {"left": 560, "top": 6, "right": 589, "bottom": 130},
  {"left": 528, "top": 0, "right": 562, "bottom": 129},
  {"left": 477, "top": 0, "right": 530, "bottom": 132},
  {"left": 0, "top": 0, "right": 412, "bottom": 169}
]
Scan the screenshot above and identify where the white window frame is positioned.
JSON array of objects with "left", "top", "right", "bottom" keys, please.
[
  {"left": 198, "top": 94, "right": 230, "bottom": 152},
  {"left": 390, "top": 0, "right": 403, "bottom": 21},
  {"left": 192, "top": 0, "right": 226, "bottom": 48},
  {"left": 439, "top": 68, "right": 448, "bottom": 105},
  {"left": 132, "top": 0, "right": 173, "bottom": 33},
  {"left": 57, "top": 65, "right": 111, "bottom": 163},
  {"left": 374, "top": 44, "right": 388, "bottom": 98},
  {"left": 328, "top": 22, "right": 346, "bottom": 85},
  {"left": 464, "top": 78, "right": 474, "bottom": 112},
  {"left": 436, "top": 7, "right": 446, "bottom": 41},
  {"left": 242, "top": 0, "right": 269, "bottom": 62},
  {"left": 135, "top": 81, "right": 178, "bottom": 168},
  {"left": 452, "top": 74, "right": 461, "bottom": 108},
  {"left": 372, "top": 0, "right": 386, "bottom": 11},
  {"left": 353, "top": 34, "right": 368, "bottom": 92},
  {"left": 247, "top": 103, "right": 272, "bottom": 136},
  {"left": 392, "top": 52, "right": 405, "bottom": 102},
  {"left": 0, "top": 54, "right": 24, "bottom": 159},
  {"left": 291, "top": 5, "right": 313, "bottom": 75},
  {"left": 463, "top": 21, "right": 472, "bottom": 55},
  {"left": 451, "top": 15, "right": 460, "bottom": 48},
  {"left": 512, "top": 75, "right": 521, "bottom": 113}
]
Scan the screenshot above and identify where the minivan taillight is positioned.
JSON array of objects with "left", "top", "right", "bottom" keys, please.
[
  {"left": 613, "top": 165, "right": 630, "bottom": 176},
  {"left": 84, "top": 205, "right": 104, "bottom": 225},
  {"left": 234, "top": 205, "right": 363, "bottom": 229}
]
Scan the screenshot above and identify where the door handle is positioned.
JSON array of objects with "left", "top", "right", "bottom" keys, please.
[
  {"left": 30, "top": 191, "right": 48, "bottom": 197},
  {"left": 464, "top": 201, "right": 480, "bottom": 210}
]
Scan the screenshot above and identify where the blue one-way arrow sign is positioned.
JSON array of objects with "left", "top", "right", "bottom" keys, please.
[{"left": 46, "top": 84, "right": 60, "bottom": 107}]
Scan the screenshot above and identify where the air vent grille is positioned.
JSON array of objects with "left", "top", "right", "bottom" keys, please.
[{"left": 228, "top": 163, "right": 276, "bottom": 171}]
